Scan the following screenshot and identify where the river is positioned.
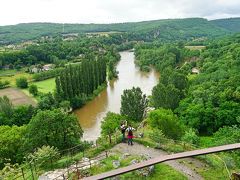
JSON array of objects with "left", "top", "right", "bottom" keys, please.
[{"left": 74, "top": 51, "right": 159, "bottom": 141}]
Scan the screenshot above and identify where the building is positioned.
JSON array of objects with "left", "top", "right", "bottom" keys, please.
[{"left": 192, "top": 67, "right": 200, "bottom": 74}]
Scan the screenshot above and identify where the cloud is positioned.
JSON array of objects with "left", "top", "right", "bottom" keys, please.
[{"left": 0, "top": 0, "right": 240, "bottom": 25}]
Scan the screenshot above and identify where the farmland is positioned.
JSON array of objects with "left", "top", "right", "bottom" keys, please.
[{"left": 0, "top": 87, "right": 36, "bottom": 106}]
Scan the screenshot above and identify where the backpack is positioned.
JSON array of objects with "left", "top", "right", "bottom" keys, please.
[{"left": 128, "top": 128, "right": 133, "bottom": 136}]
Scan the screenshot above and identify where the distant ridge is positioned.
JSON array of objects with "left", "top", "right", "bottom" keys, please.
[{"left": 0, "top": 17, "right": 239, "bottom": 45}]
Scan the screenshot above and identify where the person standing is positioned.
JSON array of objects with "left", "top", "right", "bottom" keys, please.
[
  {"left": 126, "top": 124, "right": 135, "bottom": 146},
  {"left": 120, "top": 121, "right": 127, "bottom": 143}
]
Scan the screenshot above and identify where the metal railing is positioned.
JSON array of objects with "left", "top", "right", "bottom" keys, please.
[
  {"left": 52, "top": 151, "right": 109, "bottom": 180},
  {"left": 84, "top": 143, "right": 240, "bottom": 180}
]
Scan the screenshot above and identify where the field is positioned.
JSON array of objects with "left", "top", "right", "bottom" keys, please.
[
  {"left": 0, "top": 87, "right": 36, "bottom": 106},
  {"left": 0, "top": 69, "right": 32, "bottom": 86},
  {"left": 31, "top": 78, "right": 55, "bottom": 93},
  {"left": 185, "top": 46, "right": 206, "bottom": 50}
]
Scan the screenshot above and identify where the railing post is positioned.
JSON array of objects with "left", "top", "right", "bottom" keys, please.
[
  {"left": 50, "top": 155, "right": 53, "bottom": 169},
  {"left": 33, "top": 159, "right": 37, "bottom": 173},
  {"left": 89, "top": 159, "right": 92, "bottom": 169},
  {"left": 105, "top": 151, "right": 108, "bottom": 158},
  {"left": 29, "top": 163, "right": 35, "bottom": 180},
  {"left": 76, "top": 160, "right": 80, "bottom": 179},
  {"left": 67, "top": 166, "right": 70, "bottom": 177},
  {"left": 21, "top": 168, "right": 25, "bottom": 180}
]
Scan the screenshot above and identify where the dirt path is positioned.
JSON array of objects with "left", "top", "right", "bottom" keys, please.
[
  {"left": 40, "top": 143, "right": 205, "bottom": 180},
  {"left": 110, "top": 143, "right": 204, "bottom": 180}
]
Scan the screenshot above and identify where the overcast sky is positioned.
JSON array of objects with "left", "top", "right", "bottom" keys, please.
[{"left": 1, "top": 0, "right": 240, "bottom": 25}]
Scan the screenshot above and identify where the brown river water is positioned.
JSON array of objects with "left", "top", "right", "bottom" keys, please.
[{"left": 74, "top": 51, "right": 159, "bottom": 141}]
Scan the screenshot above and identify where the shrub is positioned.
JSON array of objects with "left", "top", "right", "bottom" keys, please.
[
  {"left": 148, "top": 108, "right": 184, "bottom": 140},
  {"left": 0, "top": 80, "right": 10, "bottom": 89},
  {"left": 29, "top": 84, "right": 38, "bottom": 96},
  {"left": 16, "top": 77, "right": 28, "bottom": 88},
  {"left": 149, "top": 129, "right": 168, "bottom": 145},
  {"left": 181, "top": 128, "right": 200, "bottom": 145},
  {"left": 27, "top": 145, "right": 60, "bottom": 168},
  {"left": 213, "top": 125, "right": 240, "bottom": 145},
  {"left": 32, "top": 68, "right": 64, "bottom": 81}
]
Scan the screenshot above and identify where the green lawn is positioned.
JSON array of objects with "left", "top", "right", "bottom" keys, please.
[
  {"left": 0, "top": 69, "right": 32, "bottom": 86},
  {"left": 31, "top": 78, "right": 55, "bottom": 93},
  {"left": 89, "top": 154, "right": 187, "bottom": 180},
  {"left": 0, "top": 69, "right": 17, "bottom": 76}
]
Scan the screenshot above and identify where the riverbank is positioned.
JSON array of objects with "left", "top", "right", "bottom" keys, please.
[{"left": 74, "top": 51, "right": 159, "bottom": 141}]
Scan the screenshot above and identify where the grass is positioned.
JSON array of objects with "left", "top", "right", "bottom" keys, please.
[
  {"left": 135, "top": 125, "right": 240, "bottom": 179},
  {"left": 88, "top": 153, "right": 187, "bottom": 179},
  {"left": 185, "top": 46, "right": 206, "bottom": 50},
  {"left": 181, "top": 155, "right": 232, "bottom": 180},
  {"left": 147, "top": 164, "right": 187, "bottom": 180},
  {"left": 0, "top": 69, "right": 17, "bottom": 76},
  {"left": 0, "top": 70, "right": 32, "bottom": 86},
  {"left": 31, "top": 78, "right": 55, "bottom": 93}
]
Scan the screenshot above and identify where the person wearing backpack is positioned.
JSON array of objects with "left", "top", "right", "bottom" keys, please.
[{"left": 126, "top": 124, "right": 135, "bottom": 146}]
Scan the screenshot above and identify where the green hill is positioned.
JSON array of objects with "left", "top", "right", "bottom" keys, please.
[
  {"left": 0, "top": 17, "right": 239, "bottom": 44},
  {"left": 211, "top": 17, "right": 240, "bottom": 32}
]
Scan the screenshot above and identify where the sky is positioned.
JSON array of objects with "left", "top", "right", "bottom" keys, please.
[{"left": 1, "top": 0, "right": 240, "bottom": 25}]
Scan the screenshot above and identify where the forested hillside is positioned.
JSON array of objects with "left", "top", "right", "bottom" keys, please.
[
  {"left": 135, "top": 34, "right": 240, "bottom": 135},
  {"left": 211, "top": 17, "right": 240, "bottom": 32},
  {"left": 133, "top": 33, "right": 240, "bottom": 171},
  {"left": 1, "top": 17, "right": 240, "bottom": 45}
]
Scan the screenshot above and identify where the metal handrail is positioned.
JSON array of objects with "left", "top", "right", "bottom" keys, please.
[
  {"left": 52, "top": 151, "right": 109, "bottom": 179},
  {"left": 84, "top": 143, "right": 240, "bottom": 180}
]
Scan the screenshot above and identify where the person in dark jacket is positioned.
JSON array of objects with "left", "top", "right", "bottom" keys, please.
[{"left": 120, "top": 121, "right": 127, "bottom": 143}]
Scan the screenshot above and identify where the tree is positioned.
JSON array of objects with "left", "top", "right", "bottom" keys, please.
[
  {"left": 38, "top": 93, "right": 57, "bottom": 110},
  {"left": 16, "top": 77, "right": 28, "bottom": 88},
  {"left": 26, "top": 109, "right": 83, "bottom": 150},
  {"left": 59, "top": 100, "right": 71, "bottom": 113},
  {"left": 148, "top": 108, "right": 184, "bottom": 140},
  {"left": 152, "top": 83, "right": 181, "bottom": 110},
  {"left": 120, "top": 87, "right": 148, "bottom": 121},
  {"left": 101, "top": 112, "right": 122, "bottom": 144},
  {"left": 0, "top": 96, "right": 13, "bottom": 120},
  {"left": 29, "top": 84, "right": 38, "bottom": 96},
  {"left": 11, "top": 105, "right": 35, "bottom": 126},
  {"left": 0, "top": 125, "right": 27, "bottom": 168}
]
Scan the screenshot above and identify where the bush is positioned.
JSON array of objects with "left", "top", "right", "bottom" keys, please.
[
  {"left": 16, "top": 77, "right": 28, "bottom": 88},
  {"left": 149, "top": 129, "right": 168, "bottom": 145},
  {"left": 0, "top": 80, "right": 10, "bottom": 89},
  {"left": 27, "top": 145, "right": 60, "bottom": 168},
  {"left": 29, "top": 84, "right": 38, "bottom": 96},
  {"left": 148, "top": 108, "right": 184, "bottom": 140},
  {"left": 70, "top": 95, "right": 87, "bottom": 109},
  {"left": 181, "top": 128, "right": 200, "bottom": 145},
  {"left": 32, "top": 68, "right": 64, "bottom": 81},
  {"left": 213, "top": 125, "right": 240, "bottom": 145}
]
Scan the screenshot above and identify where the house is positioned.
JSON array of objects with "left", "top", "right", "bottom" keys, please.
[
  {"left": 30, "top": 67, "right": 39, "bottom": 73},
  {"left": 43, "top": 64, "right": 55, "bottom": 71},
  {"left": 192, "top": 67, "right": 200, "bottom": 74},
  {"left": 29, "top": 64, "right": 55, "bottom": 73}
]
